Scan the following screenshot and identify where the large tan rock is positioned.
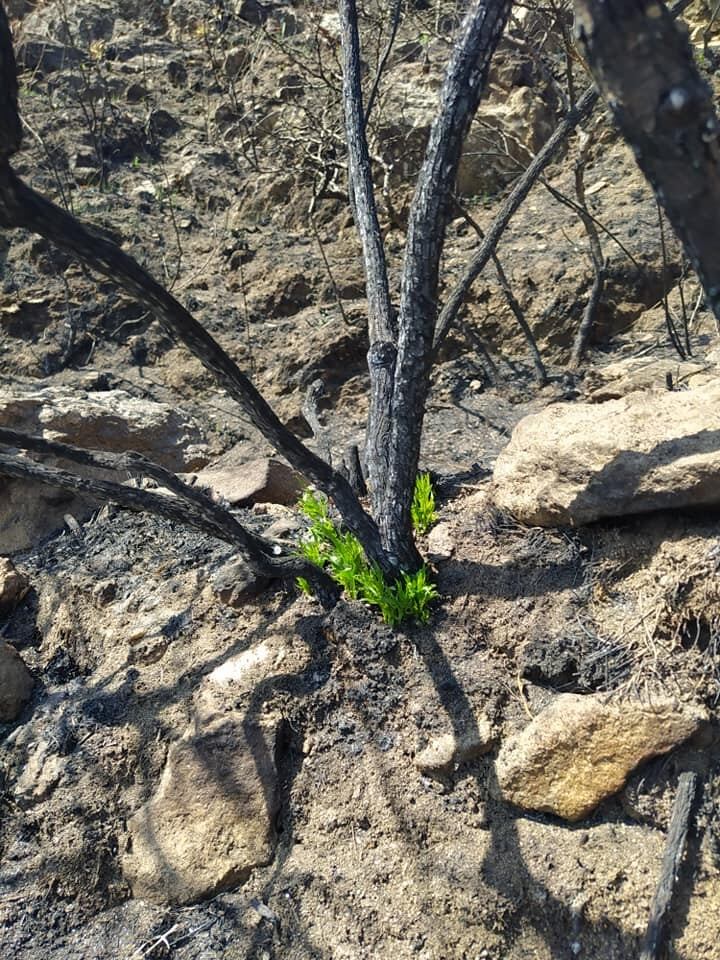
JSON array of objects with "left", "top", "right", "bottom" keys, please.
[
  {"left": 491, "top": 381, "right": 720, "bottom": 526},
  {"left": 0, "top": 641, "right": 34, "bottom": 722},
  {"left": 122, "top": 716, "right": 279, "bottom": 904},
  {"left": 0, "top": 382, "right": 205, "bottom": 469},
  {"left": 373, "top": 60, "right": 558, "bottom": 197},
  {"left": 495, "top": 694, "right": 705, "bottom": 821}
]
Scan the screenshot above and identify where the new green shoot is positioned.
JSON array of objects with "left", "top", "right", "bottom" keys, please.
[
  {"left": 296, "top": 487, "right": 438, "bottom": 626},
  {"left": 411, "top": 472, "right": 438, "bottom": 535}
]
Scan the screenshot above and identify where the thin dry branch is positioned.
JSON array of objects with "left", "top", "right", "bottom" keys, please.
[
  {"left": 640, "top": 771, "right": 698, "bottom": 960},
  {"left": 338, "top": 0, "right": 397, "bottom": 519},
  {"left": 433, "top": 0, "right": 695, "bottom": 350}
]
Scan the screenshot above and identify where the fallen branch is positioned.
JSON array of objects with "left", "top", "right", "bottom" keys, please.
[
  {"left": 0, "top": 429, "right": 340, "bottom": 606},
  {"left": 640, "top": 770, "right": 698, "bottom": 960}
]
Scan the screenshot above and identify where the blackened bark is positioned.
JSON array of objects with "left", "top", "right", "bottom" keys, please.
[
  {"left": 380, "top": 0, "right": 511, "bottom": 569},
  {"left": 639, "top": 771, "right": 698, "bottom": 960},
  {"left": 574, "top": 0, "right": 720, "bottom": 321},
  {"left": 338, "top": 0, "right": 397, "bottom": 518},
  {"left": 0, "top": 5, "right": 20, "bottom": 160}
]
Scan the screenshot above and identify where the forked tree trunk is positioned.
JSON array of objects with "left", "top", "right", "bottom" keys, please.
[
  {"left": 339, "top": 0, "right": 511, "bottom": 570},
  {"left": 574, "top": 0, "right": 720, "bottom": 322}
]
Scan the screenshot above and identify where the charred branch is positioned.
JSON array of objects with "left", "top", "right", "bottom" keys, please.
[
  {"left": 0, "top": 428, "right": 340, "bottom": 605},
  {"left": 0, "top": 9, "right": 396, "bottom": 580},
  {"left": 380, "top": 0, "right": 512, "bottom": 569}
]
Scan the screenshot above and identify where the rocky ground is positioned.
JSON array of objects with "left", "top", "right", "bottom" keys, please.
[{"left": 1, "top": 2, "right": 720, "bottom": 958}]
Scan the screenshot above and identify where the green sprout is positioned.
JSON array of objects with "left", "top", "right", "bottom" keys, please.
[
  {"left": 296, "top": 485, "right": 439, "bottom": 626},
  {"left": 411, "top": 472, "right": 438, "bottom": 535}
]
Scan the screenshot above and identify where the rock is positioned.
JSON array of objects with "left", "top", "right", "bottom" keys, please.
[
  {"left": 375, "top": 65, "right": 558, "bottom": 196},
  {"left": 415, "top": 719, "right": 495, "bottom": 776},
  {"left": 5, "top": 0, "right": 35, "bottom": 16},
  {"left": 0, "top": 381, "right": 207, "bottom": 552},
  {"left": 122, "top": 716, "right": 279, "bottom": 904},
  {"left": 0, "top": 559, "right": 28, "bottom": 613},
  {"left": 193, "top": 453, "right": 304, "bottom": 507},
  {"left": 223, "top": 46, "right": 250, "bottom": 78},
  {"left": 491, "top": 381, "right": 720, "bottom": 526},
  {"left": 0, "top": 642, "right": 34, "bottom": 722},
  {"left": 211, "top": 558, "right": 270, "bottom": 608},
  {"left": 238, "top": 0, "right": 267, "bottom": 24},
  {"left": 147, "top": 108, "right": 181, "bottom": 140},
  {"left": 166, "top": 59, "right": 187, "bottom": 86},
  {"left": 495, "top": 694, "right": 706, "bottom": 821},
  {"left": 0, "top": 381, "right": 205, "bottom": 470},
  {"left": 16, "top": 40, "right": 85, "bottom": 73},
  {"left": 15, "top": 738, "right": 68, "bottom": 801},
  {"left": 584, "top": 356, "right": 714, "bottom": 401},
  {"left": 426, "top": 522, "right": 454, "bottom": 560}
]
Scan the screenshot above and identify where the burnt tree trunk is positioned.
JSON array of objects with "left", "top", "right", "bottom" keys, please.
[
  {"left": 574, "top": 0, "right": 720, "bottom": 321},
  {"left": 338, "top": 0, "right": 397, "bottom": 523},
  {"left": 339, "top": 0, "right": 511, "bottom": 570},
  {"left": 379, "top": 0, "right": 511, "bottom": 568}
]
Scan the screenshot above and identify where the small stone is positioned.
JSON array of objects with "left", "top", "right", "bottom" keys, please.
[
  {"left": 0, "top": 558, "right": 28, "bottom": 613},
  {"left": 125, "top": 81, "right": 147, "bottom": 103},
  {"left": 166, "top": 60, "right": 187, "bottom": 86},
  {"left": 15, "top": 743, "right": 67, "bottom": 800},
  {"left": 495, "top": 694, "right": 706, "bottom": 821},
  {"left": 415, "top": 719, "right": 494, "bottom": 776},
  {"left": 122, "top": 716, "right": 279, "bottom": 904},
  {"left": 131, "top": 179, "right": 158, "bottom": 202},
  {"left": 211, "top": 558, "right": 270, "bottom": 608},
  {"left": 223, "top": 46, "right": 250, "bottom": 78},
  {"left": 0, "top": 641, "right": 34, "bottom": 722},
  {"left": 238, "top": 0, "right": 267, "bottom": 24},
  {"left": 426, "top": 522, "right": 454, "bottom": 560},
  {"left": 148, "top": 108, "right": 180, "bottom": 141},
  {"left": 193, "top": 453, "right": 304, "bottom": 507}
]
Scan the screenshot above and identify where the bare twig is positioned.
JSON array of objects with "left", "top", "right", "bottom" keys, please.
[
  {"left": 453, "top": 197, "right": 547, "bottom": 385},
  {"left": 364, "top": 0, "right": 403, "bottom": 126},
  {"left": 656, "top": 198, "right": 687, "bottom": 360},
  {"left": 569, "top": 130, "right": 607, "bottom": 368}
]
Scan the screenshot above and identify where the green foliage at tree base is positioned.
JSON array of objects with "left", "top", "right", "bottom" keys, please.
[{"left": 296, "top": 485, "right": 438, "bottom": 626}]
